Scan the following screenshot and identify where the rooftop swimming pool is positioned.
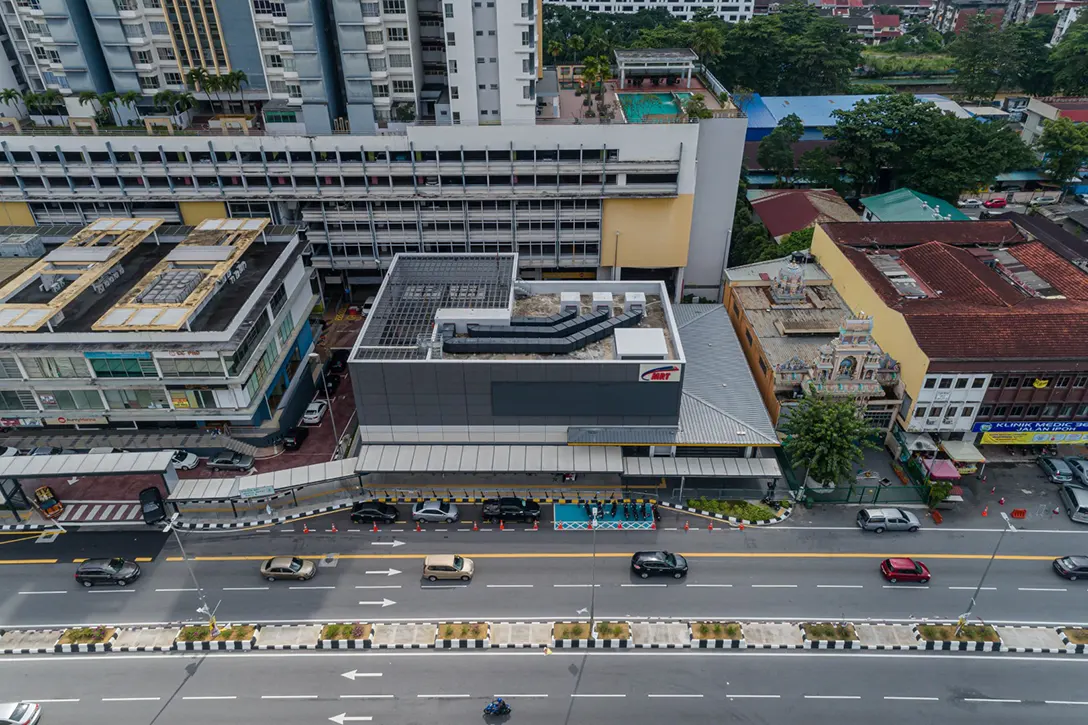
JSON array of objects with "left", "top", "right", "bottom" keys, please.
[{"left": 617, "top": 92, "right": 694, "bottom": 123}]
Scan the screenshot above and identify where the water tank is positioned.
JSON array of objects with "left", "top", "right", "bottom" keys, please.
[
  {"left": 624, "top": 292, "right": 645, "bottom": 315},
  {"left": 560, "top": 291, "right": 580, "bottom": 315}
]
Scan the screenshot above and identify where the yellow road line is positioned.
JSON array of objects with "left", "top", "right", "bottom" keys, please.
[
  {"left": 135, "top": 557, "right": 153, "bottom": 562},
  {"left": 166, "top": 552, "right": 1059, "bottom": 563},
  {"left": 72, "top": 558, "right": 87, "bottom": 563},
  {"left": 0, "top": 559, "right": 57, "bottom": 564},
  {"left": 0, "top": 533, "right": 47, "bottom": 546}
]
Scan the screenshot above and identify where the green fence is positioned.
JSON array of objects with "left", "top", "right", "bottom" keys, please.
[{"left": 775, "top": 447, "right": 926, "bottom": 505}]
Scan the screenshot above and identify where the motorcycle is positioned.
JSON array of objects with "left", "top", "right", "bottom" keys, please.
[{"left": 484, "top": 698, "right": 511, "bottom": 716}]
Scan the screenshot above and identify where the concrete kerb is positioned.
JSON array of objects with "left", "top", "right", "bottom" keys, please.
[
  {"left": 742, "top": 622, "right": 806, "bottom": 649},
  {"left": 255, "top": 624, "right": 322, "bottom": 650},
  {"left": 656, "top": 501, "right": 793, "bottom": 527},
  {"left": 55, "top": 627, "right": 117, "bottom": 653},
  {"left": 854, "top": 623, "right": 921, "bottom": 650},
  {"left": 437, "top": 622, "right": 490, "bottom": 649},
  {"left": 0, "top": 522, "right": 50, "bottom": 532},
  {"left": 914, "top": 624, "right": 1002, "bottom": 652},
  {"left": 318, "top": 623, "right": 373, "bottom": 649},
  {"left": 176, "top": 501, "right": 354, "bottom": 531},
  {"left": 112, "top": 627, "right": 181, "bottom": 652},
  {"left": 1060, "top": 628, "right": 1088, "bottom": 654},
  {"left": 801, "top": 623, "right": 860, "bottom": 650},
  {"left": 689, "top": 622, "right": 745, "bottom": 649},
  {"left": 174, "top": 624, "right": 259, "bottom": 651},
  {"left": 996, "top": 625, "right": 1070, "bottom": 653},
  {"left": 371, "top": 622, "right": 437, "bottom": 649},
  {"left": 489, "top": 622, "right": 551, "bottom": 649},
  {"left": 0, "top": 629, "right": 61, "bottom": 654},
  {"left": 631, "top": 621, "right": 691, "bottom": 649}
]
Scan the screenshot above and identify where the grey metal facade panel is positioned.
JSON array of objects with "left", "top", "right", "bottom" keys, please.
[
  {"left": 622, "top": 456, "right": 777, "bottom": 477},
  {"left": 350, "top": 445, "right": 623, "bottom": 473}
]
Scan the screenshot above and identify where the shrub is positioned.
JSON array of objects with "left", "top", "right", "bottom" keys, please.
[
  {"left": 444, "top": 625, "right": 455, "bottom": 638},
  {"left": 351, "top": 624, "right": 366, "bottom": 639},
  {"left": 570, "top": 623, "right": 584, "bottom": 638},
  {"left": 699, "top": 623, "right": 710, "bottom": 636},
  {"left": 687, "top": 497, "right": 777, "bottom": 521}
]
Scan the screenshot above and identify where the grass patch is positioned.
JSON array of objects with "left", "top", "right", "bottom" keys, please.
[
  {"left": 802, "top": 623, "right": 858, "bottom": 641},
  {"left": 439, "top": 622, "right": 488, "bottom": 640},
  {"left": 860, "top": 51, "right": 955, "bottom": 75},
  {"left": 177, "top": 624, "right": 256, "bottom": 642},
  {"left": 687, "top": 497, "right": 777, "bottom": 521},
  {"left": 554, "top": 622, "right": 587, "bottom": 639},
  {"left": 593, "top": 621, "right": 631, "bottom": 639},
  {"left": 917, "top": 624, "right": 999, "bottom": 642},
  {"left": 691, "top": 622, "right": 742, "bottom": 640},
  {"left": 59, "top": 626, "right": 114, "bottom": 645},
  {"left": 1062, "top": 628, "right": 1088, "bottom": 645},
  {"left": 321, "top": 623, "right": 371, "bottom": 641}
]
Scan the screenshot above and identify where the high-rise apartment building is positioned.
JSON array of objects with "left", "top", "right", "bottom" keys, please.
[
  {"left": 0, "top": 0, "right": 542, "bottom": 134},
  {"left": 545, "top": 0, "right": 755, "bottom": 23}
]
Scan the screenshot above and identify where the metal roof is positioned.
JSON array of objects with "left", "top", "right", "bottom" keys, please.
[
  {"left": 0, "top": 450, "right": 175, "bottom": 478},
  {"left": 167, "top": 458, "right": 360, "bottom": 502},
  {"left": 354, "top": 445, "right": 624, "bottom": 473},
  {"left": 623, "top": 456, "right": 781, "bottom": 478},
  {"left": 672, "top": 305, "right": 779, "bottom": 446},
  {"left": 168, "top": 476, "right": 239, "bottom": 502}
]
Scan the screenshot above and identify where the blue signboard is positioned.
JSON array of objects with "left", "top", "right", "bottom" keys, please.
[
  {"left": 972, "top": 421, "right": 1088, "bottom": 433},
  {"left": 84, "top": 351, "right": 152, "bottom": 359}
]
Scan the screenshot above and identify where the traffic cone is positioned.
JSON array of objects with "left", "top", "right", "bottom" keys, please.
[
  {"left": 330, "top": 523, "right": 338, "bottom": 533},
  {"left": 557, "top": 521, "right": 563, "bottom": 530},
  {"left": 543, "top": 646, "right": 552, "bottom": 655},
  {"left": 303, "top": 523, "right": 310, "bottom": 534},
  {"left": 473, "top": 520, "right": 479, "bottom": 531},
  {"left": 998, "top": 497, "right": 1005, "bottom": 506},
  {"left": 650, "top": 521, "right": 656, "bottom": 530},
  {"left": 981, "top": 506, "right": 989, "bottom": 517},
  {"left": 415, "top": 520, "right": 422, "bottom": 532},
  {"left": 1054, "top": 506, "right": 1061, "bottom": 515},
  {"left": 532, "top": 520, "right": 538, "bottom": 531},
  {"left": 738, "top": 523, "right": 745, "bottom": 531},
  {"left": 990, "top": 486, "right": 996, "bottom": 495},
  {"left": 617, "top": 521, "right": 623, "bottom": 530},
  {"left": 372, "top": 521, "right": 379, "bottom": 533},
  {"left": 683, "top": 521, "right": 689, "bottom": 532},
  {"left": 708, "top": 521, "right": 714, "bottom": 531},
  {"left": 500, "top": 520, "right": 505, "bottom": 531}
]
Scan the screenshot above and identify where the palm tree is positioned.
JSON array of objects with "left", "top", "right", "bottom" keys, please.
[
  {"left": 0, "top": 88, "right": 26, "bottom": 117},
  {"left": 547, "top": 40, "right": 563, "bottom": 66},
  {"left": 174, "top": 91, "right": 197, "bottom": 115},
  {"left": 97, "top": 91, "right": 118, "bottom": 126},
  {"left": 40, "top": 89, "right": 66, "bottom": 127},
  {"left": 583, "top": 55, "right": 609, "bottom": 98},
  {"left": 21, "top": 91, "right": 40, "bottom": 121},
  {"left": 690, "top": 24, "right": 725, "bottom": 63},
  {"left": 567, "top": 35, "right": 584, "bottom": 64},
  {"left": 77, "top": 90, "right": 100, "bottom": 121},
  {"left": 153, "top": 89, "right": 179, "bottom": 115},
  {"left": 229, "top": 70, "right": 249, "bottom": 114},
  {"left": 185, "top": 67, "right": 212, "bottom": 114},
  {"left": 204, "top": 73, "right": 226, "bottom": 117},
  {"left": 118, "top": 90, "right": 142, "bottom": 124}
]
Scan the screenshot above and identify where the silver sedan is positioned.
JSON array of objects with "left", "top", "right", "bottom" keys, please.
[{"left": 411, "top": 500, "right": 460, "bottom": 523}]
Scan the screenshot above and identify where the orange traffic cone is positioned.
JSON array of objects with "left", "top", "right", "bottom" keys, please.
[
  {"left": 303, "top": 523, "right": 310, "bottom": 534},
  {"left": 650, "top": 521, "right": 656, "bottom": 530},
  {"left": 532, "top": 520, "right": 538, "bottom": 531},
  {"left": 500, "top": 520, "right": 505, "bottom": 531},
  {"left": 981, "top": 506, "right": 989, "bottom": 517},
  {"left": 372, "top": 521, "right": 379, "bottom": 533},
  {"left": 557, "top": 521, "right": 563, "bottom": 530},
  {"left": 998, "top": 497, "right": 1005, "bottom": 505},
  {"left": 683, "top": 521, "right": 689, "bottom": 532},
  {"left": 473, "top": 520, "right": 479, "bottom": 531},
  {"left": 617, "top": 521, "right": 623, "bottom": 530},
  {"left": 415, "top": 520, "right": 422, "bottom": 531},
  {"left": 738, "top": 523, "right": 745, "bottom": 531},
  {"left": 330, "top": 523, "right": 338, "bottom": 533},
  {"left": 708, "top": 521, "right": 714, "bottom": 531}
]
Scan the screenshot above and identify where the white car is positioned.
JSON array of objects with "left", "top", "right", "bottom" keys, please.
[
  {"left": 412, "top": 500, "right": 460, "bottom": 523},
  {"left": 0, "top": 446, "right": 17, "bottom": 457},
  {"left": 170, "top": 449, "right": 199, "bottom": 470},
  {"left": 1030, "top": 195, "right": 1059, "bottom": 206},
  {"left": 0, "top": 702, "right": 41, "bottom": 725},
  {"left": 957, "top": 198, "right": 982, "bottom": 208},
  {"left": 362, "top": 296, "right": 377, "bottom": 316},
  {"left": 1076, "top": 194, "right": 1088, "bottom": 206},
  {"left": 302, "top": 399, "right": 329, "bottom": 425}
]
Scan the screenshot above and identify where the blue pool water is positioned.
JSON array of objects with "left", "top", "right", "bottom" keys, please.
[{"left": 617, "top": 92, "right": 695, "bottom": 123}]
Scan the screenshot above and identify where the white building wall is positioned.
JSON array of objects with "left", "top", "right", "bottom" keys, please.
[
  {"left": 496, "top": 0, "right": 537, "bottom": 125},
  {"left": 907, "top": 372, "right": 991, "bottom": 434},
  {"left": 443, "top": 1, "right": 479, "bottom": 124}
]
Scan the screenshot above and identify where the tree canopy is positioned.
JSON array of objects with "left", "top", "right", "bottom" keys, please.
[
  {"left": 1051, "top": 14, "right": 1088, "bottom": 95},
  {"left": 780, "top": 395, "right": 879, "bottom": 488},
  {"left": 757, "top": 114, "right": 804, "bottom": 186},
  {"left": 1035, "top": 117, "right": 1088, "bottom": 195}
]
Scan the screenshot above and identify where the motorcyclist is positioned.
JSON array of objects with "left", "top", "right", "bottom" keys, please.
[{"left": 485, "top": 697, "right": 510, "bottom": 715}]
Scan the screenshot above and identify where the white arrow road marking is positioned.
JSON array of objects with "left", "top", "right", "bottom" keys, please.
[
  {"left": 329, "top": 714, "right": 373, "bottom": 723},
  {"left": 370, "top": 540, "right": 405, "bottom": 548},
  {"left": 341, "top": 670, "right": 383, "bottom": 681},
  {"left": 358, "top": 598, "right": 397, "bottom": 607},
  {"left": 365, "top": 568, "right": 402, "bottom": 576}
]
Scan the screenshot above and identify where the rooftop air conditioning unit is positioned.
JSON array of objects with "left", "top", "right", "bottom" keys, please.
[
  {"left": 560, "top": 291, "right": 580, "bottom": 315},
  {"left": 624, "top": 291, "right": 645, "bottom": 315},
  {"left": 593, "top": 291, "right": 613, "bottom": 317}
]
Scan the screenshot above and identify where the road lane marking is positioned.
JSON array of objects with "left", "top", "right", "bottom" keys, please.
[
  {"left": 553, "top": 584, "right": 600, "bottom": 588},
  {"left": 183, "top": 696, "right": 238, "bottom": 701},
  {"left": 949, "top": 587, "right": 997, "bottom": 591},
  {"left": 494, "top": 694, "right": 549, "bottom": 698},
  {"left": 752, "top": 584, "right": 797, "bottom": 588},
  {"left": 648, "top": 694, "right": 704, "bottom": 698},
  {"left": 165, "top": 552, "right": 1061, "bottom": 563},
  {"left": 621, "top": 583, "right": 667, "bottom": 587},
  {"left": 727, "top": 694, "right": 781, "bottom": 699},
  {"left": 33, "top": 699, "right": 80, "bottom": 703},
  {"left": 804, "top": 695, "right": 861, "bottom": 700},
  {"left": 18, "top": 591, "right": 66, "bottom": 595},
  {"left": 355, "top": 585, "right": 401, "bottom": 589},
  {"left": 223, "top": 587, "right": 269, "bottom": 591},
  {"left": 261, "top": 695, "right": 318, "bottom": 700},
  {"left": 289, "top": 585, "right": 336, "bottom": 590},
  {"left": 156, "top": 588, "right": 198, "bottom": 592},
  {"left": 963, "top": 698, "right": 1021, "bottom": 703},
  {"left": 1045, "top": 701, "right": 1088, "bottom": 705},
  {"left": 102, "top": 697, "right": 161, "bottom": 702},
  {"left": 571, "top": 694, "right": 625, "bottom": 698},
  {"left": 884, "top": 697, "right": 939, "bottom": 701},
  {"left": 1018, "top": 587, "right": 1066, "bottom": 592},
  {"left": 487, "top": 584, "right": 534, "bottom": 588},
  {"left": 883, "top": 585, "right": 929, "bottom": 589},
  {"left": 340, "top": 695, "right": 395, "bottom": 699},
  {"left": 417, "top": 694, "right": 470, "bottom": 699},
  {"left": 685, "top": 584, "right": 732, "bottom": 588},
  {"left": 0, "top": 559, "right": 57, "bottom": 564},
  {"left": 88, "top": 589, "right": 135, "bottom": 594},
  {"left": 817, "top": 585, "right": 863, "bottom": 589}
]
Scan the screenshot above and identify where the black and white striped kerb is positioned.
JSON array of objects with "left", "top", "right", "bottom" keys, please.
[
  {"left": 552, "top": 639, "right": 630, "bottom": 648},
  {"left": 488, "top": 622, "right": 549, "bottom": 648},
  {"left": 857, "top": 643, "right": 919, "bottom": 651},
  {"left": 0, "top": 522, "right": 48, "bottom": 531},
  {"left": 175, "top": 639, "right": 255, "bottom": 651},
  {"left": 111, "top": 627, "right": 178, "bottom": 653},
  {"left": 999, "top": 626, "right": 1069, "bottom": 654},
  {"left": 695, "top": 639, "right": 744, "bottom": 649},
  {"left": 55, "top": 642, "right": 113, "bottom": 653},
  {"left": 655, "top": 501, "right": 793, "bottom": 526},
  {"left": 807, "top": 640, "right": 857, "bottom": 649},
  {"left": 1, "top": 646, "right": 54, "bottom": 654},
  {"left": 438, "top": 639, "right": 487, "bottom": 649},
  {"left": 319, "top": 639, "right": 371, "bottom": 649},
  {"left": 633, "top": 642, "right": 687, "bottom": 649},
  {"left": 372, "top": 642, "right": 434, "bottom": 650},
  {"left": 922, "top": 640, "right": 1001, "bottom": 652},
  {"left": 746, "top": 642, "right": 806, "bottom": 649},
  {"left": 257, "top": 643, "right": 318, "bottom": 650}
]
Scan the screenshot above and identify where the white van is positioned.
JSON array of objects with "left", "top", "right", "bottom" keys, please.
[{"left": 1060, "top": 485, "right": 1088, "bottom": 524}]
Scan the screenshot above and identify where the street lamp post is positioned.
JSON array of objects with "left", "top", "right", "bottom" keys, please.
[
  {"left": 588, "top": 506, "right": 598, "bottom": 628},
  {"left": 164, "top": 513, "right": 217, "bottom": 634},
  {"left": 308, "top": 352, "right": 341, "bottom": 459},
  {"left": 956, "top": 511, "right": 1015, "bottom": 635}
]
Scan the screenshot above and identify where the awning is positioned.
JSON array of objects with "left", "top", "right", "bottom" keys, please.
[
  {"left": 0, "top": 451, "right": 175, "bottom": 479},
  {"left": 922, "top": 458, "right": 962, "bottom": 480},
  {"left": 354, "top": 445, "right": 624, "bottom": 473},
  {"left": 623, "top": 456, "right": 781, "bottom": 478},
  {"left": 903, "top": 431, "right": 938, "bottom": 453},
  {"left": 940, "top": 440, "right": 986, "bottom": 463},
  {"left": 168, "top": 458, "right": 364, "bottom": 502},
  {"left": 168, "top": 477, "right": 239, "bottom": 503}
]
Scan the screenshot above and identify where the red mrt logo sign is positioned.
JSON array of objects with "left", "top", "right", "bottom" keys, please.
[{"left": 639, "top": 365, "right": 681, "bottom": 382}]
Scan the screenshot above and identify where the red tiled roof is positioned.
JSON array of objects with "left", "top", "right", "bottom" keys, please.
[
  {"left": 954, "top": 8, "right": 1004, "bottom": 33},
  {"left": 751, "top": 189, "right": 858, "bottom": 238},
  {"left": 1034, "top": 1, "right": 1057, "bottom": 13},
  {"left": 1059, "top": 109, "right": 1088, "bottom": 123},
  {"left": 822, "top": 222, "right": 1088, "bottom": 360},
  {"left": 872, "top": 14, "right": 901, "bottom": 28}
]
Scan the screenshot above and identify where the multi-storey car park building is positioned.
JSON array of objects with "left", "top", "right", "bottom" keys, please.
[
  {"left": 0, "top": 118, "right": 747, "bottom": 303},
  {"left": 0, "top": 217, "right": 317, "bottom": 440},
  {"left": 344, "top": 252, "right": 780, "bottom": 486},
  {"left": 0, "top": 0, "right": 544, "bottom": 133}
]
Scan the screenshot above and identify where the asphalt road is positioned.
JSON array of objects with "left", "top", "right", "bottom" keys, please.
[
  {"left": 2, "top": 650, "right": 1088, "bottom": 725},
  {"left": 1, "top": 543, "right": 1086, "bottom": 627}
]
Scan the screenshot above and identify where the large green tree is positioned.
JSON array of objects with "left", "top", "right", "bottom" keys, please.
[
  {"left": 1035, "top": 117, "right": 1088, "bottom": 198},
  {"left": 757, "top": 114, "right": 804, "bottom": 186},
  {"left": 780, "top": 395, "right": 879, "bottom": 490},
  {"left": 1051, "top": 15, "right": 1088, "bottom": 95},
  {"left": 1006, "top": 20, "right": 1054, "bottom": 96},
  {"left": 798, "top": 147, "right": 844, "bottom": 192},
  {"left": 950, "top": 13, "right": 1008, "bottom": 102}
]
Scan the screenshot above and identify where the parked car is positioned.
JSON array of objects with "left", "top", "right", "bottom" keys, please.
[
  {"left": 302, "top": 400, "right": 329, "bottom": 425},
  {"left": 482, "top": 497, "right": 541, "bottom": 523},
  {"left": 1030, "top": 195, "right": 1059, "bottom": 206},
  {"left": 631, "top": 550, "right": 689, "bottom": 579},
  {"left": 1059, "top": 484, "right": 1088, "bottom": 524},
  {"left": 88, "top": 447, "right": 124, "bottom": 455},
  {"left": 1076, "top": 194, "right": 1088, "bottom": 206},
  {"left": 320, "top": 374, "right": 341, "bottom": 395},
  {"left": 880, "top": 557, "right": 930, "bottom": 584},
  {"left": 0, "top": 446, "right": 17, "bottom": 457},
  {"left": 362, "top": 295, "right": 377, "bottom": 316},
  {"left": 1039, "top": 456, "right": 1074, "bottom": 483},
  {"left": 423, "top": 554, "right": 474, "bottom": 582},
  {"left": 957, "top": 198, "right": 982, "bottom": 208},
  {"left": 0, "top": 702, "right": 40, "bottom": 725},
  {"left": 259, "top": 556, "right": 316, "bottom": 582},
  {"left": 1053, "top": 555, "right": 1088, "bottom": 580},
  {"left": 350, "top": 500, "right": 399, "bottom": 524},
  {"left": 328, "top": 349, "right": 349, "bottom": 375},
  {"left": 281, "top": 426, "right": 309, "bottom": 451},
  {"left": 208, "top": 450, "right": 255, "bottom": 471},
  {"left": 75, "top": 557, "right": 141, "bottom": 588},
  {"left": 29, "top": 446, "right": 63, "bottom": 456},
  {"left": 856, "top": 508, "right": 921, "bottom": 533},
  {"left": 1067, "top": 458, "right": 1088, "bottom": 487},
  {"left": 170, "top": 449, "right": 199, "bottom": 470},
  {"left": 139, "top": 486, "right": 167, "bottom": 525},
  {"left": 982, "top": 198, "right": 1008, "bottom": 209},
  {"left": 412, "top": 500, "right": 459, "bottom": 523}
]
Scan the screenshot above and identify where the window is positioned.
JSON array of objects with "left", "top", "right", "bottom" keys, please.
[
  {"left": 924, "top": 378, "right": 936, "bottom": 389},
  {"left": 392, "top": 79, "right": 413, "bottom": 93},
  {"left": 266, "top": 54, "right": 284, "bottom": 69},
  {"left": 1027, "top": 405, "right": 1042, "bottom": 417},
  {"left": 361, "top": 1, "right": 380, "bottom": 16},
  {"left": 90, "top": 356, "right": 158, "bottom": 378},
  {"left": 1010, "top": 405, "right": 1024, "bottom": 416},
  {"left": 105, "top": 388, "right": 170, "bottom": 409},
  {"left": 269, "top": 283, "right": 287, "bottom": 316},
  {"left": 446, "top": 31, "right": 455, "bottom": 46},
  {"left": 225, "top": 313, "right": 270, "bottom": 376},
  {"left": 139, "top": 75, "right": 160, "bottom": 90},
  {"left": 972, "top": 377, "right": 985, "bottom": 388},
  {"left": 264, "top": 109, "right": 297, "bottom": 123},
  {"left": 979, "top": 405, "right": 992, "bottom": 417},
  {"left": 758, "top": 357, "right": 768, "bottom": 375},
  {"left": 115, "top": 0, "right": 139, "bottom": 10},
  {"left": 945, "top": 406, "right": 958, "bottom": 418},
  {"left": 929, "top": 407, "right": 943, "bottom": 418},
  {"left": 38, "top": 390, "right": 102, "bottom": 411},
  {"left": 522, "top": 30, "right": 532, "bottom": 45},
  {"left": 252, "top": 0, "right": 287, "bottom": 17},
  {"left": 995, "top": 405, "right": 1008, "bottom": 416},
  {"left": 1076, "top": 375, "right": 1088, "bottom": 388},
  {"left": 1061, "top": 404, "right": 1075, "bottom": 418},
  {"left": 149, "top": 21, "right": 169, "bottom": 35},
  {"left": 490, "top": 83, "right": 498, "bottom": 90},
  {"left": 164, "top": 72, "right": 182, "bottom": 85},
  {"left": 259, "top": 27, "right": 279, "bottom": 42},
  {"left": 370, "top": 57, "right": 386, "bottom": 72},
  {"left": 450, "top": 86, "right": 459, "bottom": 99},
  {"left": 121, "top": 23, "right": 144, "bottom": 38},
  {"left": 1005, "top": 377, "right": 1020, "bottom": 387},
  {"left": 364, "top": 30, "right": 383, "bottom": 45},
  {"left": 1022, "top": 377, "right": 1036, "bottom": 388},
  {"left": 22, "top": 356, "right": 86, "bottom": 379},
  {"left": 156, "top": 358, "right": 224, "bottom": 378},
  {"left": 445, "top": 3, "right": 453, "bottom": 17},
  {"left": 961, "top": 406, "right": 974, "bottom": 418},
  {"left": 938, "top": 378, "right": 952, "bottom": 389},
  {"left": 23, "top": 20, "right": 47, "bottom": 36},
  {"left": 452, "top": 111, "right": 460, "bottom": 124},
  {"left": 448, "top": 59, "right": 457, "bottom": 74},
  {"left": 144, "top": 0, "right": 162, "bottom": 6},
  {"left": 42, "top": 71, "right": 69, "bottom": 89},
  {"left": 954, "top": 378, "right": 967, "bottom": 389},
  {"left": 389, "top": 53, "right": 411, "bottom": 68},
  {"left": 1044, "top": 404, "right": 1058, "bottom": 416},
  {"left": 0, "top": 356, "right": 21, "bottom": 379},
  {"left": 383, "top": 0, "right": 406, "bottom": 12},
  {"left": 286, "top": 83, "right": 301, "bottom": 98},
  {"left": 372, "top": 83, "right": 389, "bottom": 98},
  {"left": 1057, "top": 375, "right": 1071, "bottom": 387},
  {"left": 169, "top": 388, "right": 218, "bottom": 409},
  {"left": 269, "top": 79, "right": 288, "bottom": 94},
  {"left": 132, "top": 50, "right": 153, "bottom": 65},
  {"left": 476, "top": 30, "right": 483, "bottom": 36},
  {"left": 914, "top": 407, "right": 927, "bottom": 419},
  {"left": 1080, "top": 404, "right": 1088, "bottom": 417},
  {"left": 157, "top": 46, "right": 175, "bottom": 61},
  {"left": 386, "top": 27, "right": 409, "bottom": 42},
  {"left": 0, "top": 390, "right": 35, "bottom": 410},
  {"left": 989, "top": 376, "right": 1004, "bottom": 388}
]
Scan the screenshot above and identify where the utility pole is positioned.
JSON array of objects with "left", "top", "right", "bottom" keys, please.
[
  {"left": 956, "top": 511, "right": 1015, "bottom": 636},
  {"left": 164, "top": 513, "right": 219, "bottom": 635}
]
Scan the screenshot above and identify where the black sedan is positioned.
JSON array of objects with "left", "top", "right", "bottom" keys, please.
[
  {"left": 75, "top": 557, "right": 141, "bottom": 588},
  {"left": 350, "top": 501, "right": 399, "bottom": 524},
  {"left": 631, "top": 551, "right": 688, "bottom": 579},
  {"left": 139, "top": 486, "right": 167, "bottom": 525},
  {"left": 482, "top": 497, "right": 541, "bottom": 523},
  {"left": 1053, "top": 555, "right": 1088, "bottom": 580}
]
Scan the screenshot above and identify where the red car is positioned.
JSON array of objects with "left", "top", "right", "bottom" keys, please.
[
  {"left": 880, "top": 557, "right": 930, "bottom": 584},
  {"left": 982, "top": 198, "right": 1007, "bottom": 209}
]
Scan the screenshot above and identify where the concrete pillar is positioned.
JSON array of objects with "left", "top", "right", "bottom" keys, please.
[
  {"left": 613, "top": 266, "right": 622, "bottom": 281},
  {"left": 686, "top": 66, "right": 692, "bottom": 88},
  {"left": 673, "top": 267, "right": 685, "bottom": 304}
]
